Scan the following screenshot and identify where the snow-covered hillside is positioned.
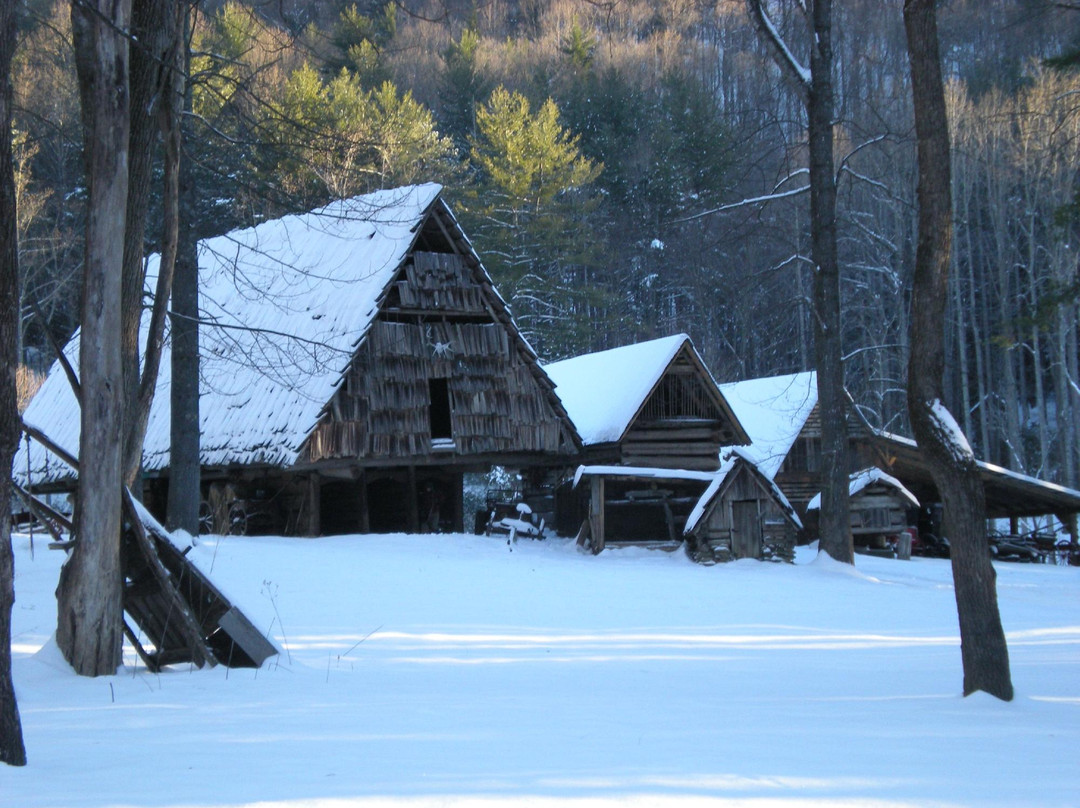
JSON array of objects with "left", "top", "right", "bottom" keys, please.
[{"left": 5, "top": 531, "right": 1079, "bottom": 807}]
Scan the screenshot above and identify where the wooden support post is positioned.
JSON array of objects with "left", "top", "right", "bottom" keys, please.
[
  {"left": 407, "top": 466, "right": 419, "bottom": 533},
  {"left": 358, "top": 469, "right": 369, "bottom": 534},
  {"left": 306, "top": 472, "right": 321, "bottom": 537},
  {"left": 452, "top": 472, "right": 464, "bottom": 533},
  {"left": 1009, "top": 515, "right": 1019, "bottom": 535},
  {"left": 589, "top": 475, "right": 605, "bottom": 554},
  {"left": 1061, "top": 512, "right": 1079, "bottom": 545}
]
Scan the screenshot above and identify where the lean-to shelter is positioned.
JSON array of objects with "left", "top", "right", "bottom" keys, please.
[{"left": 18, "top": 184, "right": 580, "bottom": 535}]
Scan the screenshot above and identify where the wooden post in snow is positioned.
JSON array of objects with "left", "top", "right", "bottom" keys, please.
[
  {"left": 589, "top": 476, "right": 605, "bottom": 554},
  {"left": 407, "top": 466, "right": 419, "bottom": 533},
  {"left": 357, "top": 470, "right": 369, "bottom": 534},
  {"left": 306, "top": 473, "right": 320, "bottom": 537}
]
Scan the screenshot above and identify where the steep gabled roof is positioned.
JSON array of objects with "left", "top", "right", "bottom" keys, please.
[
  {"left": 544, "top": 334, "right": 749, "bottom": 447},
  {"left": 20, "top": 183, "right": 576, "bottom": 484},
  {"left": 716, "top": 371, "right": 818, "bottom": 479}
]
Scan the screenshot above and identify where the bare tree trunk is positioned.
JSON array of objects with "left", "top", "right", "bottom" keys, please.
[
  {"left": 121, "top": 0, "right": 184, "bottom": 490},
  {"left": 904, "top": 0, "right": 1013, "bottom": 701},
  {"left": 0, "top": 0, "right": 28, "bottom": 766},
  {"left": 746, "top": 0, "right": 852, "bottom": 562},
  {"left": 56, "top": 0, "right": 131, "bottom": 677},
  {"left": 167, "top": 16, "right": 201, "bottom": 535},
  {"left": 807, "top": 0, "right": 852, "bottom": 564}
]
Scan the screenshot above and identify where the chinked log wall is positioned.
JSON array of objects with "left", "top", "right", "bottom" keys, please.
[{"left": 304, "top": 251, "right": 567, "bottom": 462}]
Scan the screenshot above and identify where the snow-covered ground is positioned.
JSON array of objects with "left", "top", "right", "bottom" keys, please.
[{"left": 4, "top": 530, "right": 1079, "bottom": 808}]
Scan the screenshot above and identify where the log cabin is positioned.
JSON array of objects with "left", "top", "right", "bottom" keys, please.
[{"left": 18, "top": 184, "right": 581, "bottom": 535}]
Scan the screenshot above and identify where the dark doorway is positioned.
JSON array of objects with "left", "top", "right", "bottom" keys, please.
[
  {"left": 429, "top": 378, "right": 452, "bottom": 439},
  {"left": 367, "top": 476, "right": 410, "bottom": 532}
]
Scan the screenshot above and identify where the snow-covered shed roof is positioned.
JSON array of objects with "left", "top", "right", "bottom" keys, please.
[
  {"left": 572, "top": 464, "right": 718, "bottom": 489},
  {"left": 718, "top": 370, "right": 1080, "bottom": 519},
  {"left": 544, "top": 334, "right": 749, "bottom": 448},
  {"left": 716, "top": 371, "right": 817, "bottom": 480},
  {"left": 864, "top": 425, "right": 1080, "bottom": 519},
  {"left": 683, "top": 448, "right": 803, "bottom": 536},
  {"left": 18, "top": 183, "right": 504, "bottom": 482},
  {"left": 805, "top": 467, "right": 919, "bottom": 512}
]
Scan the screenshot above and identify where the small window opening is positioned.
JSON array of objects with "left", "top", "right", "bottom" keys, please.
[{"left": 429, "top": 378, "right": 452, "bottom": 440}]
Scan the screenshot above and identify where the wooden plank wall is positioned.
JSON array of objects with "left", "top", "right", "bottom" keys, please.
[{"left": 305, "top": 252, "right": 570, "bottom": 463}]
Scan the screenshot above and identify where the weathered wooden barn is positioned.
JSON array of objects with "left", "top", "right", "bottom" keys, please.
[
  {"left": 719, "top": 371, "right": 1080, "bottom": 542},
  {"left": 544, "top": 335, "right": 750, "bottom": 551},
  {"left": 18, "top": 184, "right": 580, "bottom": 535},
  {"left": 683, "top": 450, "right": 802, "bottom": 563}
]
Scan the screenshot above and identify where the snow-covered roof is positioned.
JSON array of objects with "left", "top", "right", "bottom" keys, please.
[
  {"left": 805, "top": 467, "right": 920, "bottom": 512},
  {"left": 544, "top": 334, "right": 694, "bottom": 446},
  {"left": 683, "top": 448, "right": 803, "bottom": 535},
  {"left": 868, "top": 424, "right": 1080, "bottom": 509},
  {"left": 716, "top": 371, "right": 817, "bottom": 480},
  {"left": 20, "top": 184, "right": 444, "bottom": 481},
  {"left": 572, "top": 465, "right": 717, "bottom": 489}
]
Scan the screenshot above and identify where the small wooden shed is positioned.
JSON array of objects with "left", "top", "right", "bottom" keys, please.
[
  {"left": 806, "top": 467, "right": 918, "bottom": 551},
  {"left": 683, "top": 451, "right": 801, "bottom": 563}
]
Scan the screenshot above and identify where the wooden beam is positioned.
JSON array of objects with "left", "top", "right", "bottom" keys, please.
[
  {"left": 358, "top": 469, "right": 370, "bottom": 533},
  {"left": 11, "top": 481, "right": 71, "bottom": 542},
  {"left": 407, "top": 465, "right": 419, "bottom": 533},
  {"left": 306, "top": 472, "right": 321, "bottom": 537},
  {"left": 21, "top": 421, "right": 79, "bottom": 471},
  {"left": 589, "top": 475, "right": 605, "bottom": 554},
  {"left": 451, "top": 472, "right": 464, "bottom": 533}
]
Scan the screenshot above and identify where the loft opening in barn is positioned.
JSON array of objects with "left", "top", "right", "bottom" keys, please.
[{"left": 18, "top": 184, "right": 581, "bottom": 536}]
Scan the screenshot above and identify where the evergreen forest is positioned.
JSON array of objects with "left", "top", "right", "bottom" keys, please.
[{"left": 10, "top": 0, "right": 1080, "bottom": 488}]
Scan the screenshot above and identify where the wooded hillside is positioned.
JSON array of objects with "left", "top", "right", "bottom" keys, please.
[{"left": 10, "top": 0, "right": 1080, "bottom": 487}]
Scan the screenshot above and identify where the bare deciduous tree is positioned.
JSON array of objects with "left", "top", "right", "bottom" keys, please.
[
  {"left": 55, "top": 0, "right": 131, "bottom": 677},
  {"left": 745, "top": 0, "right": 852, "bottom": 562},
  {"left": 1, "top": 0, "right": 28, "bottom": 766},
  {"left": 904, "top": 0, "right": 1013, "bottom": 701}
]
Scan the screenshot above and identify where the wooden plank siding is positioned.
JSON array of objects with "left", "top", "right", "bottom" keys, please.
[
  {"left": 303, "top": 251, "right": 575, "bottom": 464},
  {"left": 588, "top": 348, "right": 746, "bottom": 471}
]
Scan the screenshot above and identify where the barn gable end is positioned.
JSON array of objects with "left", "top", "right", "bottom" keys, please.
[{"left": 545, "top": 335, "right": 749, "bottom": 471}]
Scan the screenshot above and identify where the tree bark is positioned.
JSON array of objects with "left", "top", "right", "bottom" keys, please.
[
  {"left": 904, "top": 0, "right": 1013, "bottom": 701},
  {"left": 746, "top": 0, "right": 852, "bottom": 562},
  {"left": 56, "top": 0, "right": 131, "bottom": 677},
  {"left": 0, "top": 0, "right": 28, "bottom": 766},
  {"left": 167, "top": 17, "right": 201, "bottom": 535},
  {"left": 121, "top": 0, "right": 184, "bottom": 490}
]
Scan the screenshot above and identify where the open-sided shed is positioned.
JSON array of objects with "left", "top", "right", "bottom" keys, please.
[{"left": 718, "top": 371, "right": 1080, "bottom": 542}]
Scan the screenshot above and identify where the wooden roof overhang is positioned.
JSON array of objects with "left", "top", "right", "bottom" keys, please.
[{"left": 867, "top": 431, "right": 1080, "bottom": 520}]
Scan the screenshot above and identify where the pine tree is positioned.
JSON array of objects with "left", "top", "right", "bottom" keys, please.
[{"left": 467, "top": 87, "right": 604, "bottom": 358}]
